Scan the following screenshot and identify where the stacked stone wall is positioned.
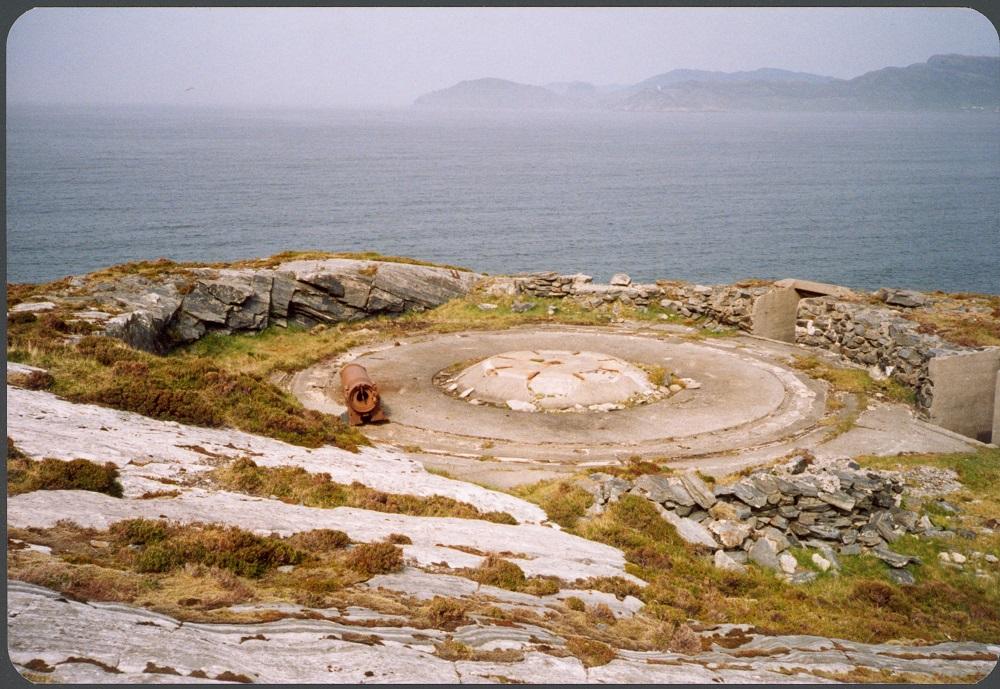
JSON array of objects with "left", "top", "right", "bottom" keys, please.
[{"left": 795, "top": 297, "right": 970, "bottom": 411}]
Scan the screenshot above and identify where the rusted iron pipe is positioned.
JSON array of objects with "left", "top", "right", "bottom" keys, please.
[{"left": 340, "top": 363, "right": 387, "bottom": 426}]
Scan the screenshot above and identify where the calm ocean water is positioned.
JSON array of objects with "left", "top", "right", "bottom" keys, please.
[{"left": 6, "top": 105, "right": 999, "bottom": 293}]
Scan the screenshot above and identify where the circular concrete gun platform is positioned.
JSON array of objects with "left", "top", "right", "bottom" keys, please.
[{"left": 290, "top": 326, "right": 828, "bottom": 464}]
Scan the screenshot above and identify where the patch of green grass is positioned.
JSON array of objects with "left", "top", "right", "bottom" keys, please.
[
  {"left": 512, "top": 479, "right": 593, "bottom": 528},
  {"left": 211, "top": 457, "right": 517, "bottom": 524},
  {"left": 858, "top": 448, "right": 1000, "bottom": 497},
  {"left": 7, "top": 453, "right": 123, "bottom": 498},
  {"left": 791, "top": 354, "right": 915, "bottom": 405}
]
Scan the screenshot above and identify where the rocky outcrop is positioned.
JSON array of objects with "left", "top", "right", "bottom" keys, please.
[{"left": 96, "top": 259, "right": 479, "bottom": 353}]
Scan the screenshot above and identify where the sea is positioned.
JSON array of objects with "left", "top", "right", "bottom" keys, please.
[{"left": 6, "top": 104, "right": 999, "bottom": 293}]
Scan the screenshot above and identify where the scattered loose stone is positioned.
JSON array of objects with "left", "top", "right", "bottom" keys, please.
[
  {"left": 887, "top": 569, "right": 916, "bottom": 586},
  {"left": 714, "top": 549, "right": 746, "bottom": 573},
  {"left": 506, "top": 399, "right": 538, "bottom": 412},
  {"left": 779, "top": 552, "right": 798, "bottom": 574},
  {"left": 477, "top": 303, "right": 498, "bottom": 311},
  {"left": 951, "top": 552, "right": 968, "bottom": 564},
  {"left": 811, "top": 553, "right": 832, "bottom": 572}
]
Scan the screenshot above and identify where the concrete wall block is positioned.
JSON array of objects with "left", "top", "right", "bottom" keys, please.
[{"left": 927, "top": 348, "right": 1000, "bottom": 443}]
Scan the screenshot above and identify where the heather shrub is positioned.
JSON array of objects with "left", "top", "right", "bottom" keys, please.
[
  {"left": 8, "top": 456, "right": 123, "bottom": 497},
  {"left": 344, "top": 542, "right": 404, "bottom": 575}
]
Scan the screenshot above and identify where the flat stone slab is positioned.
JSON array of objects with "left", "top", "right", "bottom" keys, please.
[{"left": 451, "top": 349, "right": 655, "bottom": 411}]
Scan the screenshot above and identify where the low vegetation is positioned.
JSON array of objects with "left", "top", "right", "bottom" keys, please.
[
  {"left": 210, "top": 457, "right": 518, "bottom": 524},
  {"left": 343, "top": 542, "right": 404, "bottom": 576},
  {"left": 7, "top": 448, "right": 123, "bottom": 498},
  {"left": 8, "top": 333, "right": 366, "bottom": 450},
  {"left": 791, "top": 353, "right": 915, "bottom": 437},
  {"left": 790, "top": 353, "right": 914, "bottom": 404},
  {"left": 904, "top": 292, "right": 1000, "bottom": 348},
  {"left": 563, "top": 636, "right": 616, "bottom": 667},
  {"left": 109, "top": 519, "right": 305, "bottom": 578},
  {"left": 7, "top": 519, "right": 416, "bottom": 621},
  {"left": 512, "top": 479, "right": 593, "bottom": 528},
  {"left": 453, "top": 554, "right": 562, "bottom": 596},
  {"left": 514, "top": 454, "right": 1000, "bottom": 644}
]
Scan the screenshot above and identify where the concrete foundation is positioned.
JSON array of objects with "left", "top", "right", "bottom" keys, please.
[
  {"left": 927, "top": 349, "right": 1000, "bottom": 443},
  {"left": 751, "top": 286, "right": 800, "bottom": 342}
]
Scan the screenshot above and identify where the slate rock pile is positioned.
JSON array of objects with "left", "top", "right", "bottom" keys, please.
[{"left": 582, "top": 453, "right": 940, "bottom": 585}]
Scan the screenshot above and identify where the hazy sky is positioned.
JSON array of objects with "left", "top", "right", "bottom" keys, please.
[{"left": 7, "top": 7, "right": 999, "bottom": 107}]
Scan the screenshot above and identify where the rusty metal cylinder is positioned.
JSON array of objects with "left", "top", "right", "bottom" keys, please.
[{"left": 339, "top": 363, "right": 386, "bottom": 425}]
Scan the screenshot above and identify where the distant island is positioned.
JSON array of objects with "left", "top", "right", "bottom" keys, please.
[{"left": 415, "top": 54, "right": 1000, "bottom": 112}]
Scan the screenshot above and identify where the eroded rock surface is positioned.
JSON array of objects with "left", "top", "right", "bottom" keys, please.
[{"left": 10, "top": 582, "right": 997, "bottom": 684}]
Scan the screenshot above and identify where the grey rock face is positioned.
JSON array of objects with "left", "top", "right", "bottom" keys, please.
[
  {"left": 100, "top": 258, "right": 480, "bottom": 353},
  {"left": 732, "top": 480, "right": 768, "bottom": 509}
]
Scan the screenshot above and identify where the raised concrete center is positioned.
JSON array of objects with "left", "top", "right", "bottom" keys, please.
[{"left": 450, "top": 350, "right": 655, "bottom": 411}]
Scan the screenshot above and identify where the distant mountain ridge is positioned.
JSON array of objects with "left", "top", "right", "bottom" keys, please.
[{"left": 414, "top": 54, "right": 1000, "bottom": 112}]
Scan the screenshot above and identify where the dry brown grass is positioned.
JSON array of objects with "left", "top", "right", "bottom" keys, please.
[
  {"left": 422, "top": 596, "right": 469, "bottom": 629},
  {"left": 564, "top": 636, "right": 616, "bottom": 667},
  {"left": 903, "top": 292, "right": 1000, "bottom": 348},
  {"left": 285, "top": 529, "right": 351, "bottom": 552},
  {"left": 433, "top": 639, "right": 525, "bottom": 663}
]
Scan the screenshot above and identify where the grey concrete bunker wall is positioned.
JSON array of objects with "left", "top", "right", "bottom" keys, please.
[{"left": 927, "top": 349, "right": 1000, "bottom": 443}]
